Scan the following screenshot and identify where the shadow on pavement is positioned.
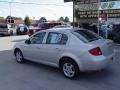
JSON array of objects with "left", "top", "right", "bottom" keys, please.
[
  {"left": 0, "top": 49, "right": 118, "bottom": 81},
  {"left": 78, "top": 68, "right": 112, "bottom": 80},
  {"left": 1, "top": 49, "right": 120, "bottom": 90}
]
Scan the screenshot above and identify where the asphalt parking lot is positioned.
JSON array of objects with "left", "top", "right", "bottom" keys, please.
[{"left": 0, "top": 35, "right": 120, "bottom": 90}]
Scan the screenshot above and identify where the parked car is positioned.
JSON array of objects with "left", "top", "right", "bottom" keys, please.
[
  {"left": 16, "top": 25, "right": 28, "bottom": 35},
  {"left": 13, "top": 27, "right": 114, "bottom": 79},
  {"left": 110, "top": 24, "right": 120, "bottom": 43},
  {"left": 28, "top": 22, "right": 62, "bottom": 36},
  {"left": 0, "top": 24, "right": 12, "bottom": 36}
]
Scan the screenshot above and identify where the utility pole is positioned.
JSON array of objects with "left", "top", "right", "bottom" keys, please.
[
  {"left": 9, "top": 0, "right": 13, "bottom": 27},
  {"left": 8, "top": 2, "right": 11, "bottom": 28},
  {"left": 98, "top": 0, "right": 100, "bottom": 36},
  {"left": 73, "top": 0, "right": 75, "bottom": 28}
]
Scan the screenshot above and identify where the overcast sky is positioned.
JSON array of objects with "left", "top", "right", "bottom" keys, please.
[{"left": 0, "top": 0, "right": 73, "bottom": 21}]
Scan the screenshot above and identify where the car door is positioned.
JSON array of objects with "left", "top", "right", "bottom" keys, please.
[
  {"left": 22, "top": 32, "right": 46, "bottom": 62},
  {"left": 41, "top": 32, "right": 68, "bottom": 64}
]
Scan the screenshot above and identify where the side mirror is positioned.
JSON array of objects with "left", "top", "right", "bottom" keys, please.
[{"left": 25, "top": 39, "right": 31, "bottom": 44}]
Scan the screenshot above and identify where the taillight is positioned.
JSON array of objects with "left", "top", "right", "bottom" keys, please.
[{"left": 89, "top": 47, "right": 102, "bottom": 56}]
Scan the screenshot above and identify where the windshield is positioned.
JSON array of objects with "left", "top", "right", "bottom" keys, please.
[{"left": 72, "top": 30, "right": 101, "bottom": 43}]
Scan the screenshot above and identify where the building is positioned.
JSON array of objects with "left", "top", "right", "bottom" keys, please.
[{"left": 64, "top": 0, "right": 120, "bottom": 25}]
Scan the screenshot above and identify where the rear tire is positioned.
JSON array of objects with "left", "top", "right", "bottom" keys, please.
[
  {"left": 15, "top": 50, "right": 25, "bottom": 63},
  {"left": 60, "top": 59, "right": 80, "bottom": 79}
]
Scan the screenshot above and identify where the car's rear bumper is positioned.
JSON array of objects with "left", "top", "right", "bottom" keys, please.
[{"left": 79, "top": 53, "right": 114, "bottom": 71}]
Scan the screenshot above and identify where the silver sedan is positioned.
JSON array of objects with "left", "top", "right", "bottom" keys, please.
[{"left": 13, "top": 27, "right": 114, "bottom": 79}]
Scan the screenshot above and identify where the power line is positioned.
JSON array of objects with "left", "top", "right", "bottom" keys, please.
[{"left": 0, "top": 0, "right": 73, "bottom": 6}]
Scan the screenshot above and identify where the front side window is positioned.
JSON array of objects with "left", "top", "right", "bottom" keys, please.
[
  {"left": 46, "top": 32, "right": 68, "bottom": 45},
  {"left": 30, "top": 32, "right": 46, "bottom": 44}
]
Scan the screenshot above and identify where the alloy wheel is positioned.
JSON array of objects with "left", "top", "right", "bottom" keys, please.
[{"left": 63, "top": 63, "right": 75, "bottom": 78}]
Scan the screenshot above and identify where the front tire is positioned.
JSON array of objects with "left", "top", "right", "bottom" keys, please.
[
  {"left": 15, "top": 50, "right": 25, "bottom": 63},
  {"left": 61, "top": 59, "right": 79, "bottom": 79}
]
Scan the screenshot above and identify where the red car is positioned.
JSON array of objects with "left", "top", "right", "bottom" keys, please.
[{"left": 28, "top": 22, "right": 62, "bottom": 36}]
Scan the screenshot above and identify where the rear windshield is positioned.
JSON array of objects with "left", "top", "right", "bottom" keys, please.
[{"left": 72, "top": 30, "right": 101, "bottom": 43}]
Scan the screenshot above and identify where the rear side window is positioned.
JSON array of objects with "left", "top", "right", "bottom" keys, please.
[
  {"left": 73, "top": 30, "right": 101, "bottom": 43},
  {"left": 46, "top": 32, "right": 68, "bottom": 45}
]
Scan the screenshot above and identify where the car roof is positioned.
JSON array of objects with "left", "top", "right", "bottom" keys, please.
[
  {"left": 32, "top": 27, "right": 88, "bottom": 37},
  {"left": 36, "top": 27, "right": 86, "bottom": 33},
  {"left": 48, "top": 27, "right": 86, "bottom": 32},
  {"left": 53, "top": 25, "right": 72, "bottom": 28}
]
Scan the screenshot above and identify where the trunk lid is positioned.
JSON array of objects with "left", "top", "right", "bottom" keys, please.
[{"left": 89, "top": 39, "right": 114, "bottom": 56}]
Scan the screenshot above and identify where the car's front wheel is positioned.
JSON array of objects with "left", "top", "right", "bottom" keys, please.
[
  {"left": 15, "top": 50, "right": 25, "bottom": 63},
  {"left": 61, "top": 59, "right": 79, "bottom": 79}
]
